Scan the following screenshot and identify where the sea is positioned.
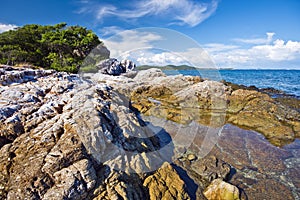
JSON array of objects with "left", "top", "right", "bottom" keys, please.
[{"left": 164, "top": 69, "right": 300, "bottom": 97}]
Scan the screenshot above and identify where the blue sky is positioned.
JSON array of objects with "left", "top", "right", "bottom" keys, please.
[{"left": 1, "top": 0, "right": 300, "bottom": 69}]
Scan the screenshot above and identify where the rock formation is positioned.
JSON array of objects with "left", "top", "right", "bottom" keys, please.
[
  {"left": 96, "top": 58, "right": 135, "bottom": 75},
  {"left": 143, "top": 162, "right": 190, "bottom": 200},
  {"left": 0, "top": 66, "right": 299, "bottom": 199},
  {"left": 126, "top": 69, "right": 300, "bottom": 146}
]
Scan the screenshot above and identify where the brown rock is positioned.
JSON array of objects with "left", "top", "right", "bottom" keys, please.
[
  {"left": 143, "top": 162, "right": 190, "bottom": 200},
  {"left": 130, "top": 70, "right": 300, "bottom": 146},
  {"left": 1, "top": 67, "right": 299, "bottom": 200},
  {"left": 91, "top": 170, "right": 146, "bottom": 200},
  {"left": 187, "top": 153, "right": 197, "bottom": 161},
  {"left": 43, "top": 159, "right": 96, "bottom": 200},
  {"left": 203, "top": 178, "right": 240, "bottom": 200},
  {"left": 227, "top": 89, "right": 300, "bottom": 146}
]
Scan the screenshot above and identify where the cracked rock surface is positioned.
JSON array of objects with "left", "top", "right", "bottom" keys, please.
[{"left": 0, "top": 66, "right": 299, "bottom": 200}]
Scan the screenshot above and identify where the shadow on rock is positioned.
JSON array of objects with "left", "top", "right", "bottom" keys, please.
[{"left": 172, "top": 164, "right": 199, "bottom": 200}]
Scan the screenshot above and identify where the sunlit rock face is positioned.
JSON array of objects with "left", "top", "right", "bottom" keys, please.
[{"left": 0, "top": 66, "right": 299, "bottom": 200}]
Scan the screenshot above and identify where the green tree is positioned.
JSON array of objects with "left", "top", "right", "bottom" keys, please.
[{"left": 0, "top": 23, "right": 103, "bottom": 73}]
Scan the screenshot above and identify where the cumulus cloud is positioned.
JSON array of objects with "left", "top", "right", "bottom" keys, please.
[
  {"left": 233, "top": 32, "right": 275, "bottom": 44},
  {"left": 81, "top": 0, "right": 218, "bottom": 27},
  {"left": 103, "top": 30, "right": 163, "bottom": 59},
  {"left": 132, "top": 32, "right": 300, "bottom": 68},
  {"left": 208, "top": 48, "right": 251, "bottom": 64},
  {"left": 137, "top": 51, "right": 186, "bottom": 66},
  {"left": 204, "top": 36, "right": 300, "bottom": 68},
  {"left": 0, "top": 23, "right": 18, "bottom": 33},
  {"left": 100, "top": 30, "right": 300, "bottom": 69},
  {"left": 100, "top": 28, "right": 214, "bottom": 67},
  {"left": 136, "top": 48, "right": 215, "bottom": 67},
  {"left": 252, "top": 39, "right": 300, "bottom": 61}
]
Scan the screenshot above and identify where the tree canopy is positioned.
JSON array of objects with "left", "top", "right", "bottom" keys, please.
[{"left": 0, "top": 23, "right": 103, "bottom": 73}]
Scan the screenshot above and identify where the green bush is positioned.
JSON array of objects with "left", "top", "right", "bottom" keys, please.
[{"left": 0, "top": 23, "right": 104, "bottom": 73}]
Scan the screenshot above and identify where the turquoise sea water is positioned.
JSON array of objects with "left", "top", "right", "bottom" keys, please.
[{"left": 164, "top": 69, "right": 300, "bottom": 97}]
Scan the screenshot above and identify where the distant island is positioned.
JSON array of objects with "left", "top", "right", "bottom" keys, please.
[{"left": 137, "top": 64, "right": 234, "bottom": 70}]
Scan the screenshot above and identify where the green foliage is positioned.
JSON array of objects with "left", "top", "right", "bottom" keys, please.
[{"left": 0, "top": 23, "right": 103, "bottom": 73}]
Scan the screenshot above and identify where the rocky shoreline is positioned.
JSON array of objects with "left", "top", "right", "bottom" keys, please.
[
  {"left": 223, "top": 81, "right": 300, "bottom": 112},
  {"left": 0, "top": 65, "right": 299, "bottom": 199}
]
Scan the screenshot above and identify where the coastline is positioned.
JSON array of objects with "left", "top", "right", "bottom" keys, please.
[
  {"left": 159, "top": 68, "right": 300, "bottom": 98},
  {"left": 0, "top": 66, "right": 299, "bottom": 199}
]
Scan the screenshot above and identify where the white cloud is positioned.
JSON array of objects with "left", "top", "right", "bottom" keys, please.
[
  {"left": 137, "top": 51, "right": 186, "bottom": 66},
  {"left": 136, "top": 48, "right": 215, "bottom": 67},
  {"left": 174, "top": 0, "right": 218, "bottom": 26},
  {"left": 103, "top": 30, "right": 163, "bottom": 59},
  {"left": 134, "top": 32, "right": 300, "bottom": 68},
  {"left": 205, "top": 36, "right": 300, "bottom": 68},
  {"left": 233, "top": 32, "right": 275, "bottom": 44},
  {"left": 99, "top": 30, "right": 300, "bottom": 69},
  {"left": 209, "top": 49, "right": 251, "bottom": 64},
  {"left": 96, "top": 5, "right": 117, "bottom": 19},
  {"left": 0, "top": 23, "right": 18, "bottom": 33},
  {"left": 82, "top": 0, "right": 218, "bottom": 27},
  {"left": 252, "top": 39, "right": 300, "bottom": 61},
  {"left": 101, "top": 28, "right": 215, "bottom": 67},
  {"left": 266, "top": 32, "right": 275, "bottom": 43},
  {"left": 99, "top": 26, "right": 124, "bottom": 37}
]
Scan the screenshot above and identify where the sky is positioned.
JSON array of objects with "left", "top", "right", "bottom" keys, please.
[{"left": 0, "top": 0, "right": 300, "bottom": 69}]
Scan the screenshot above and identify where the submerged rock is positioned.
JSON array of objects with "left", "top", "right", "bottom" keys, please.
[{"left": 203, "top": 178, "right": 240, "bottom": 200}]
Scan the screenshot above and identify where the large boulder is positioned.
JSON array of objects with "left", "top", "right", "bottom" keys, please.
[{"left": 96, "top": 58, "right": 135, "bottom": 75}]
